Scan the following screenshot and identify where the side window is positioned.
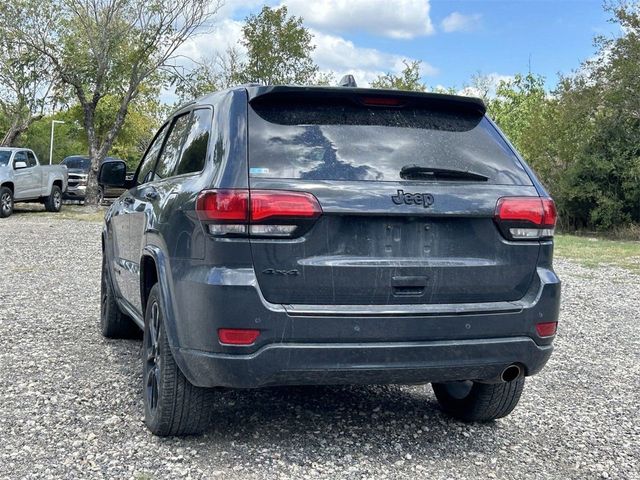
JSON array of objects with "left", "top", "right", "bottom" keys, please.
[
  {"left": 26, "top": 151, "right": 37, "bottom": 167},
  {"left": 14, "top": 151, "right": 28, "bottom": 168},
  {"left": 137, "top": 123, "right": 168, "bottom": 185},
  {"left": 175, "top": 109, "right": 212, "bottom": 176},
  {"left": 154, "top": 113, "right": 191, "bottom": 180}
]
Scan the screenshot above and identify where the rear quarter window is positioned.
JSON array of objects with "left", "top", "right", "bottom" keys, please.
[
  {"left": 155, "top": 113, "right": 191, "bottom": 180},
  {"left": 175, "top": 108, "right": 212, "bottom": 176},
  {"left": 137, "top": 123, "right": 168, "bottom": 185},
  {"left": 248, "top": 100, "right": 532, "bottom": 185}
]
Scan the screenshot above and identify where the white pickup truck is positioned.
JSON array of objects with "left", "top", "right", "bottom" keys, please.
[{"left": 0, "top": 147, "right": 68, "bottom": 218}]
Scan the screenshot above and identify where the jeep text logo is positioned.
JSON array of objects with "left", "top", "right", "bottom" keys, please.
[{"left": 391, "top": 189, "right": 434, "bottom": 208}]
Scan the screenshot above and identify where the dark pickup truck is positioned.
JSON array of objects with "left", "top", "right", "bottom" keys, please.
[
  {"left": 62, "top": 155, "right": 128, "bottom": 203},
  {"left": 99, "top": 84, "right": 560, "bottom": 436}
]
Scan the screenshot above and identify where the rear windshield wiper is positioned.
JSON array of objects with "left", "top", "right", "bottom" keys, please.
[{"left": 400, "top": 165, "right": 489, "bottom": 182}]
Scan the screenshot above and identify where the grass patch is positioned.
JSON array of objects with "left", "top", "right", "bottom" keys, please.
[
  {"left": 13, "top": 204, "right": 106, "bottom": 222},
  {"left": 555, "top": 234, "right": 640, "bottom": 272}
]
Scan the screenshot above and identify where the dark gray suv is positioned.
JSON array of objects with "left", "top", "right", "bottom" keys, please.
[{"left": 99, "top": 85, "right": 560, "bottom": 436}]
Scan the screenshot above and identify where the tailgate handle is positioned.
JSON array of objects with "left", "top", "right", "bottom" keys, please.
[{"left": 392, "top": 276, "right": 427, "bottom": 297}]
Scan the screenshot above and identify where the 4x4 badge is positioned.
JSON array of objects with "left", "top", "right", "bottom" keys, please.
[
  {"left": 391, "top": 189, "right": 434, "bottom": 208},
  {"left": 262, "top": 268, "right": 300, "bottom": 276}
]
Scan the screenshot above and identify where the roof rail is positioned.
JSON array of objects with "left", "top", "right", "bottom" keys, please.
[{"left": 338, "top": 75, "right": 357, "bottom": 88}]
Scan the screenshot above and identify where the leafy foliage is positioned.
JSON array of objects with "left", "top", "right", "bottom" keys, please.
[
  {"left": 239, "top": 6, "right": 319, "bottom": 86},
  {"left": 371, "top": 60, "right": 427, "bottom": 92},
  {"left": 19, "top": 91, "right": 164, "bottom": 169},
  {"left": 171, "top": 6, "right": 332, "bottom": 101},
  {"left": 173, "top": 47, "right": 244, "bottom": 100},
  {"left": 0, "top": 37, "right": 56, "bottom": 145},
  {"left": 1, "top": 0, "right": 219, "bottom": 203},
  {"left": 485, "top": 4, "right": 640, "bottom": 232}
]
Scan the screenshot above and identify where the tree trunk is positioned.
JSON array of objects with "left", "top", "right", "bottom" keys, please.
[
  {"left": 83, "top": 104, "right": 104, "bottom": 206},
  {"left": 85, "top": 141, "right": 106, "bottom": 206},
  {"left": 0, "top": 117, "right": 33, "bottom": 146},
  {"left": 0, "top": 125, "right": 22, "bottom": 147},
  {"left": 82, "top": 90, "right": 134, "bottom": 206}
]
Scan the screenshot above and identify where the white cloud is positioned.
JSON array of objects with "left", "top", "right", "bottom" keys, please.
[
  {"left": 171, "top": 22, "right": 438, "bottom": 89},
  {"left": 175, "top": 19, "right": 245, "bottom": 63},
  {"left": 311, "top": 30, "right": 438, "bottom": 86},
  {"left": 441, "top": 12, "right": 482, "bottom": 33},
  {"left": 285, "top": 0, "right": 435, "bottom": 39}
]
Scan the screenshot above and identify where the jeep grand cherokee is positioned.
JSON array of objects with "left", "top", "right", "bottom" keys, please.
[{"left": 99, "top": 85, "right": 560, "bottom": 436}]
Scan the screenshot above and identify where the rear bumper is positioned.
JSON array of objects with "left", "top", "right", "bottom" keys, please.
[
  {"left": 175, "top": 337, "right": 553, "bottom": 388},
  {"left": 166, "top": 261, "right": 560, "bottom": 389}
]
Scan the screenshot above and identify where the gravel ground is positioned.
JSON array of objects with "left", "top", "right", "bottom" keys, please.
[{"left": 0, "top": 211, "right": 638, "bottom": 480}]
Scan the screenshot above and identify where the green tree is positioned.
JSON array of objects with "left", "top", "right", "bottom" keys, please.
[
  {"left": 171, "top": 6, "right": 333, "bottom": 102},
  {"left": 483, "top": 4, "right": 640, "bottom": 232},
  {"left": 172, "top": 47, "right": 244, "bottom": 101},
  {"left": 239, "top": 6, "right": 319, "bottom": 85},
  {"left": 371, "top": 60, "right": 427, "bottom": 92},
  {"left": 1, "top": 0, "right": 220, "bottom": 204},
  {"left": 20, "top": 88, "right": 164, "bottom": 168},
  {"left": 546, "top": 3, "right": 640, "bottom": 231},
  {"left": 0, "top": 37, "right": 57, "bottom": 146},
  {"left": 486, "top": 73, "right": 548, "bottom": 152}
]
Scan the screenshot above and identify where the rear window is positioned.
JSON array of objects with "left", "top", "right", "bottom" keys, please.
[
  {"left": 248, "top": 99, "right": 532, "bottom": 185},
  {"left": 0, "top": 151, "right": 10, "bottom": 166}
]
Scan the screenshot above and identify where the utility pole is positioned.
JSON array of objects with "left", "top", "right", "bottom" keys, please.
[{"left": 49, "top": 120, "right": 65, "bottom": 165}]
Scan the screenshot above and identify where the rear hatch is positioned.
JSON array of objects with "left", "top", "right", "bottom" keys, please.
[{"left": 246, "top": 88, "right": 541, "bottom": 305}]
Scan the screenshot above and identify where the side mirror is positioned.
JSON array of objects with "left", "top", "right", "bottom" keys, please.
[
  {"left": 98, "top": 160, "right": 127, "bottom": 188},
  {"left": 14, "top": 161, "right": 28, "bottom": 170}
]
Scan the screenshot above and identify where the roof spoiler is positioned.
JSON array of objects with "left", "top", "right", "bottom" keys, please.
[{"left": 247, "top": 86, "right": 486, "bottom": 115}]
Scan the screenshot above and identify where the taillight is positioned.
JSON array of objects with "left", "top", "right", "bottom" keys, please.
[
  {"left": 495, "top": 197, "right": 557, "bottom": 240},
  {"left": 196, "top": 190, "right": 249, "bottom": 221},
  {"left": 250, "top": 190, "right": 321, "bottom": 221},
  {"left": 196, "top": 189, "right": 322, "bottom": 238}
]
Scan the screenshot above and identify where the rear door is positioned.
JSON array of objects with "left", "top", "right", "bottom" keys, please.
[
  {"left": 126, "top": 108, "right": 211, "bottom": 311},
  {"left": 26, "top": 151, "right": 44, "bottom": 196},
  {"left": 247, "top": 91, "right": 541, "bottom": 306},
  {"left": 12, "top": 151, "right": 38, "bottom": 200},
  {"left": 112, "top": 122, "right": 169, "bottom": 311}
]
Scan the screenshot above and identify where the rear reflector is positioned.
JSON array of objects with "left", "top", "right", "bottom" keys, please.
[
  {"left": 218, "top": 328, "right": 260, "bottom": 345},
  {"left": 495, "top": 197, "right": 557, "bottom": 240},
  {"left": 535, "top": 322, "right": 558, "bottom": 337}
]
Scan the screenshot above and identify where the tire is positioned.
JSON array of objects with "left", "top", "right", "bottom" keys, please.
[
  {"left": 432, "top": 377, "right": 525, "bottom": 422},
  {"left": 100, "top": 254, "right": 137, "bottom": 338},
  {"left": 98, "top": 186, "right": 104, "bottom": 205},
  {"left": 0, "top": 186, "right": 13, "bottom": 218},
  {"left": 44, "top": 185, "right": 63, "bottom": 212},
  {"left": 143, "top": 284, "right": 215, "bottom": 436}
]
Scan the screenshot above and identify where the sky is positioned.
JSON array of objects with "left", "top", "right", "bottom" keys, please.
[{"left": 171, "top": 0, "right": 617, "bottom": 99}]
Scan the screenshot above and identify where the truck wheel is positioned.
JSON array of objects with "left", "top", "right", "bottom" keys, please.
[
  {"left": 143, "top": 284, "right": 215, "bottom": 436},
  {"left": 100, "top": 254, "right": 137, "bottom": 338},
  {"left": 0, "top": 186, "right": 13, "bottom": 218},
  {"left": 432, "top": 378, "right": 525, "bottom": 422},
  {"left": 44, "top": 185, "right": 63, "bottom": 212}
]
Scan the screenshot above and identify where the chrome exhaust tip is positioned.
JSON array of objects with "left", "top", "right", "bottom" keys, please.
[{"left": 501, "top": 364, "right": 522, "bottom": 383}]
